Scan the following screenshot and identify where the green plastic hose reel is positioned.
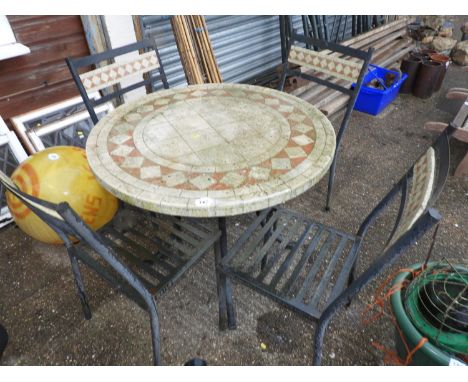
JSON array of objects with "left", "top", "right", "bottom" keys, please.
[{"left": 390, "top": 262, "right": 467, "bottom": 366}]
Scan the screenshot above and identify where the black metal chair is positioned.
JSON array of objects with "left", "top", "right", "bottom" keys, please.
[
  {"left": 0, "top": 170, "right": 220, "bottom": 365},
  {"left": 278, "top": 30, "right": 374, "bottom": 210},
  {"left": 66, "top": 37, "right": 169, "bottom": 125},
  {"left": 216, "top": 125, "right": 455, "bottom": 365}
]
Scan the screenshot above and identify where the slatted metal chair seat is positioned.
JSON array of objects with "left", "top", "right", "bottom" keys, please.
[
  {"left": 74, "top": 208, "right": 218, "bottom": 301},
  {"left": 221, "top": 208, "right": 360, "bottom": 319},
  {"left": 217, "top": 125, "right": 455, "bottom": 365}
]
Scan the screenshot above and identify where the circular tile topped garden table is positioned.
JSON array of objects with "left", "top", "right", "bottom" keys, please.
[{"left": 86, "top": 83, "right": 336, "bottom": 218}]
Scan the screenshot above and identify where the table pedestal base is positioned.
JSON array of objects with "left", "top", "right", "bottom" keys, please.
[{"left": 215, "top": 217, "right": 237, "bottom": 330}]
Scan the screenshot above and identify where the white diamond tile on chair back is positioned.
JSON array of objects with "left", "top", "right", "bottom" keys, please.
[
  {"left": 79, "top": 51, "right": 160, "bottom": 93},
  {"left": 288, "top": 45, "right": 363, "bottom": 83}
]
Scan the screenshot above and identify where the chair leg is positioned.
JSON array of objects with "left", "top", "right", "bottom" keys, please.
[
  {"left": 345, "top": 259, "right": 360, "bottom": 307},
  {"left": 0, "top": 323, "right": 8, "bottom": 360},
  {"left": 313, "top": 293, "right": 349, "bottom": 365},
  {"left": 146, "top": 298, "right": 162, "bottom": 366},
  {"left": 258, "top": 209, "right": 275, "bottom": 271},
  {"left": 215, "top": 217, "right": 236, "bottom": 330},
  {"left": 325, "top": 156, "right": 337, "bottom": 211},
  {"left": 67, "top": 252, "right": 92, "bottom": 320},
  {"left": 278, "top": 63, "right": 288, "bottom": 92},
  {"left": 313, "top": 315, "right": 331, "bottom": 365}
]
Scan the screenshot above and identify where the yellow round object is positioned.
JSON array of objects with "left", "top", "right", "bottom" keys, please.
[{"left": 6, "top": 146, "right": 119, "bottom": 244}]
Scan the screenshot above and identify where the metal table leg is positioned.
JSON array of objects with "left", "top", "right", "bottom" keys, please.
[{"left": 215, "top": 217, "right": 237, "bottom": 330}]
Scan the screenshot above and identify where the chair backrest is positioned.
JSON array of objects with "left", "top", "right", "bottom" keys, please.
[
  {"left": 279, "top": 31, "right": 374, "bottom": 211},
  {"left": 357, "top": 124, "right": 454, "bottom": 250},
  {"left": 279, "top": 30, "right": 373, "bottom": 103},
  {"left": 66, "top": 38, "right": 169, "bottom": 125},
  {"left": 314, "top": 126, "right": 454, "bottom": 366},
  {"left": 0, "top": 167, "right": 156, "bottom": 334},
  {"left": 0, "top": 169, "right": 72, "bottom": 240}
]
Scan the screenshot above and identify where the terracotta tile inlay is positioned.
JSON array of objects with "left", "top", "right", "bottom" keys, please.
[{"left": 86, "top": 84, "right": 336, "bottom": 217}]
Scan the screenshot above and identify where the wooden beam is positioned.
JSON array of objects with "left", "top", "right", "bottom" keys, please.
[
  {"left": 80, "top": 15, "right": 111, "bottom": 55},
  {"left": 424, "top": 122, "right": 468, "bottom": 142},
  {"left": 446, "top": 89, "right": 468, "bottom": 100}
]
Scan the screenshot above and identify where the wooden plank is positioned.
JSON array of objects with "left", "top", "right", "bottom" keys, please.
[
  {"left": 0, "top": 16, "right": 89, "bottom": 122},
  {"left": 446, "top": 90, "right": 468, "bottom": 100},
  {"left": 454, "top": 152, "right": 468, "bottom": 179},
  {"left": 424, "top": 122, "right": 468, "bottom": 142},
  {"left": 8, "top": 16, "right": 84, "bottom": 45},
  {"left": 0, "top": 82, "right": 79, "bottom": 121},
  {"left": 188, "top": 16, "right": 214, "bottom": 83},
  {"left": 339, "top": 17, "right": 410, "bottom": 48},
  {"left": 196, "top": 15, "right": 223, "bottom": 83},
  {"left": 0, "top": 34, "right": 89, "bottom": 75},
  {"left": 80, "top": 15, "right": 111, "bottom": 55},
  {"left": 0, "top": 62, "right": 73, "bottom": 100},
  {"left": 377, "top": 44, "right": 414, "bottom": 68},
  {"left": 7, "top": 15, "right": 44, "bottom": 25},
  {"left": 171, "top": 15, "right": 204, "bottom": 84}
]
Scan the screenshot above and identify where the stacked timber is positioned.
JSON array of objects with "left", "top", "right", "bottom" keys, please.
[
  {"left": 289, "top": 17, "right": 415, "bottom": 117},
  {"left": 171, "top": 15, "right": 222, "bottom": 84}
]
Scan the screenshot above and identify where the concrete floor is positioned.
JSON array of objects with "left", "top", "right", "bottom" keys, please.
[{"left": 1, "top": 27, "right": 467, "bottom": 366}]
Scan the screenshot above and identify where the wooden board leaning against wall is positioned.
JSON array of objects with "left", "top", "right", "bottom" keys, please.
[{"left": 0, "top": 16, "right": 90, "bottom": 123}]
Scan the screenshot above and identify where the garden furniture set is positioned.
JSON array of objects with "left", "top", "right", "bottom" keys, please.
[{"left": 0, "top": 31, "right": 456, "bottom": 365}]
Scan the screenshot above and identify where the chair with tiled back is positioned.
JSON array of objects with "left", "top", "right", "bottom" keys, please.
[
  {"left": 278, "top": 30, "right": 374, "bottom": 210},
  {"left": 217, "top": 124, "right": 455, "bottom": 365},
  {"left": 66, "top": 37, "right": 169, "bottom": 125},
  {"left": 0, "top": 167, "right": 219, "bottom": 365}
]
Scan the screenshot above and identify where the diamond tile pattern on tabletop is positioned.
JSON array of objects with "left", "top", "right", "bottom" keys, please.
[
  {"left": 87, "top": 83, "right": 336, "bottom": 217},
  {"left": 271, "top": 158, "right": 292, "bottom": 170},
  {"left": 292, "top": 134, "right": 314, "bottom": 146},
  {"left": 190, "top": 174, "right": 217, "bottom": 190},
  {"left": 121, "top": 156, "right": 145, "bottom": 169},
  {"left": 285, "top": 147, "right": 307, "bottom": 159},
  {"left": 110, "top": 145, "right": 134, "bottom": 157},
  {"left": 162, "top": 171, "right": 187, "bottom": 187},
  {"left": 220, "top": 172, "right": 246, "bottom": 188},
  {"left": 140, "top": 165, "right": 161, "bottom": 179},
  {"left": 109, "top": 134, "right": 131, "bottom": 145},
  {"left": 249, "top": 167, "right": 271, "bottom": 180}
]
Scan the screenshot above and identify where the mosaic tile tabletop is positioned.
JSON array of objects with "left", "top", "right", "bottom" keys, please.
[{"left": 86, "top": 84, "right": 336, "bottom": 217}]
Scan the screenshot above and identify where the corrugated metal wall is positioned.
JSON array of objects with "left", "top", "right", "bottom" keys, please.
[
  {"left": 141, "top": 16, "right": 354, "bottom": 88},
  {"left": 206, "top": 16, "right": 287, "bottom": 83},
  {"left": 0, "top": 16, "right": 90, "bottom": 121},
  {"left": 141, "top": 15, "right": 294, "bottom": 88},
  {"left": 141, "top": 15, "right": 386, "bottom": 88},
  {"left": 141, "top": 15, "right": 186, "bottom": 88}
]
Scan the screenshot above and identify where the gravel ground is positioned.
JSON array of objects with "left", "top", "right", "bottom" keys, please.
[{"left": 0, "top": 18, "right": 467, "bottom": 367}]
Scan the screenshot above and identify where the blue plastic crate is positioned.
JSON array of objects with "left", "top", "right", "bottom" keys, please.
[{"left": 353, "top": 65, "right": 408, "bottom": 116}]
